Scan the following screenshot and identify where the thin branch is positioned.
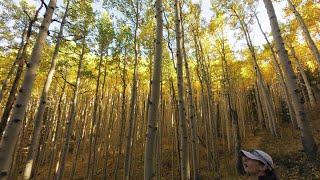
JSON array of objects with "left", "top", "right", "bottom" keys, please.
[
  {"left": 58, "top": 70, "right": 76, "bottom": 88},
  {"left": 23, "top": 10, "right": 32, "bottom": 21},
  {"left": 40, "top": 0, "right": 48, "bottom": 9}
]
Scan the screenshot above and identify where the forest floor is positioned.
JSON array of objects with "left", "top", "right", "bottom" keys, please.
[
  {"left": 25, "top": 106, "right": 320, "bottom": 179},
  {"left": 237, "top": 106, "right": 320, "bottom": 180}
]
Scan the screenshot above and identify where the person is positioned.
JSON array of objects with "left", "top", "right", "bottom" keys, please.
[{"left": 240, "top": 149, "right": 280, "bottom": 180}]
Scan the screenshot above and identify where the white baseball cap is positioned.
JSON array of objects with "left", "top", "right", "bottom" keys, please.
[{"left": 240, "top": 149, "right": 274, "bottom": 170}]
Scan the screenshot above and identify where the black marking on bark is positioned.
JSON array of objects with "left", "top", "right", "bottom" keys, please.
[
  {"left": 13, "top": 118, "right": 21, "bottom": 123},
  {"left": 0, "top": 171, "right": 8, "bottom": 178}
]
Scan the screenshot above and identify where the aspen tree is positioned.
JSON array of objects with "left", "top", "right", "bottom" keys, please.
[
  {"left": 23, "top": 1, "right": 70, "bottom": 179},
  {"left": 124, "top": 0, "right": 141, "bottom": 178},
  {"left": 194, "top": 31, "right": 220, "bottom": 178},
  {"left": 47, "top": 78, "right": 66, "bottom": 178},
  {"left": 86, "top": 12, "right": 113, "bottom": 179},
  {"left": 170, "top": 79, "right": 182, "bottom": 178},
  {"left": 254, "top": 83, "right": 266, "bottom": 129},
  {"left": 144, "top": 0, "right": 163, "bottom": 178},
  {"left": 0, "top": 22, "right": 27, "bottom": 103},
  {"left": 217, "top": 35, "right": 243, "bottom": 174},
  {"left": 173, "top": 0, "right": 190, "bottom": 178},
  {"left": 231, "top": 6, "right": 278, "bottom": 136},
  {"left": 290, "top": 46, "right": 316, "bottom": 107},
  {"left": 194, "top": 31, "right": 214, "bottom": 175},
  {"left": 87, "top": 40, "right": 103, "bottom": 180},
  {"left": 180, "top": 3, "right": 199, "bottom": 179},
  {"left": 0, "top": 4, "right": 43, "bottom": 136},
  {"left": 0, "top": 1, "right": 57, "bottom": 178},
  {"left": 70, "top": 101, "right": 88, "bottom": 179},
  {"left": 103, "top": 95, "right": 116, "bottom": 179},
  {"left": 254, "top": 12, "right": 297, "bottom": 128},
  {"left": 263, "top": 0, "right": 318, "bottom": 159},
  {"left": 114, "top": 47, "right": 128, "bottom": 180},
  {"left": 287, "top": 0, "right": 320, "bottom": 68},
  {"left": 56, "top": 31, "right": 87, "bottom": 180}
]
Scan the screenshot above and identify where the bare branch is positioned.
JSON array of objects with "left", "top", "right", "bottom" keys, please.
[
  {"left": 23, "top": 10, "right": 32, "bottom": 21},
  {"left": 58, "top": 70, "right": 76, "bottom": 88},
  {"left": 40, "top": 0, "right": 48, "bottom": 9}
]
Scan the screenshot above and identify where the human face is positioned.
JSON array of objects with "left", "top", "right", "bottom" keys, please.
[{"left": 242, "top": 156, "right": 266, "bottom": 176}]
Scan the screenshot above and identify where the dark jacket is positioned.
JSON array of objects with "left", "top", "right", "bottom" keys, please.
[{"left": 258, "top": 170, "right": 280, "bottom": 180}]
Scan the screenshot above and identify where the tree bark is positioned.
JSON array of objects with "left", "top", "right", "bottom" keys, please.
[
  {"left": 287, "top": 0, "right": 320, "bottom": 69},
  {"left": 56, "top": 31, "right": 86, "bottom": 180},
  {"left": 0, "top": 1, "right": 57, "bottom": 178},
  {"left": 23, "top": 1, "right": 70, "bottom": 178},
  {"left": 0, "top": 5, "right": 43, "bottom": 137},
  {"left": 180, "top": 7, "right": 200, "bottom": 180},
  {"left": 290, "top": 46, "right": 316, "bottom": 107},
  {"left": 0, "top": 22, "right": 27, "bottom": 103},
  {"left": 219, "top": 37, "right": 243, "bottom": 175},
  {"left": 254, "top": 12, "right": 297, "bottom": 128},
  {"left": 47, "top": 79, "right": 66, "bottom": 178},
  {"left": 232, "top": 7, "right": 278, "bottom": 137},
  {"left": 114, "top": 54, "right": 127, "bottom": 180},
  {"left": 125, "top": 1, "right": 140, "bottom": 179},
  {"left": 87, "top": 52, "right": 103, "bottom": 180},
  {"left": 173, "top": 0, "right": 190, "bottom": 179},
  {"left": 144, "top": 0, "right": 163, "bottom": 178},
  {"left": 263, "top": 0, "right": 318, "bottom": 159}
]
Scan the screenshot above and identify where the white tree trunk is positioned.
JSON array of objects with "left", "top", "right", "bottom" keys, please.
[
  {"left": 0, "top": 1, "right": 57, "bottom": 178},
  {"left": 56, "top": 33, "right": 86, "bottom": 180},
  {"left": 144, "top": 0, "right": 163, "bottom": 178},
  {"left": 125, "top": 1, "right": 140, "bottom": 178},
  {"left": 263, "top": 0, "right": 318, "bottom": 159},
  {"left": 290, "top": 46, "right": 316, "bottom": 107},
  {"left": 254, "top": 12, "right": 297, "bottom": 128},
  {"left": 287, "top": 0, "right": 320, "bottom": 69},
  {"left": 173, "top": 0, "right": 190, "bottom": 178},
  {"left": 23, "top": 1, "right": 70, "bottom": 178}
]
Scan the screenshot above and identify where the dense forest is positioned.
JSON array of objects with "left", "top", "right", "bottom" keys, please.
[{"left": 0, "top": 0, "right": 319, "bottom": 179}]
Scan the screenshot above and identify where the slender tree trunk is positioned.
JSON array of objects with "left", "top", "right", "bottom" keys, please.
[
  {"left": 56, "top": 32, "right": 86, "bottom": 180},
  {"left": 180, "top": 8, "right": 199, "bottom": 179},
  {"left": 173, "top": 0, "right": 190, "bottom": 178},
  {"left": 170, "top": 79, "right": 182, "bottom": 179},
  {"left": 254, "top": 12, "right": 297, "bottom": 128},
  {"left": 125, "top": 2, "right": 140, "bottom": 179},
  {"left": 47, "top": 80, "right": 66, "bottom": 178},
  {"left": 144, "top": 0, "right": 163, "bottom": 179},
  {"left": 70, "top": 105, "right": 87, "bottom": 180},
  {"left": 263, "top": 0, "right": 318, "bottom": 159},
  {"left": 287, "top": 0, "right": 320, "bottom": 68},
  {"left": 0, "top": 60, "right": 24, "bottom": 137},
  {"left": 103, "top": 95, "right": 116, "bottom": 179},
  {"left": 0, "top": 1, "right": 56, "bottom": 178},
  {"left": 23, "top": 2, "right": 70, "bottom": 179},
  {"left": 114, "top": 55, "right": 127, "bottom": 180},
  {"left": 233, "top": 8, "right": 278, "bottom": 137},
  {"left": 219, "top": 39, "right": 243, "bottom": 175},
  {"left": 195, "top": 33, "right": 220, "bottom": 178},
  {"left": 0, "top": 22, "right": 27, "bottom": 103},
  {"left": 0, "top": 5, "right": 43, "bottom": 137},
  {"left": 290, "top": 46, "right": 316, "bottom": 107},
  {"left": 87, "top": 52, "right": 103, "bottom": 180}
]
